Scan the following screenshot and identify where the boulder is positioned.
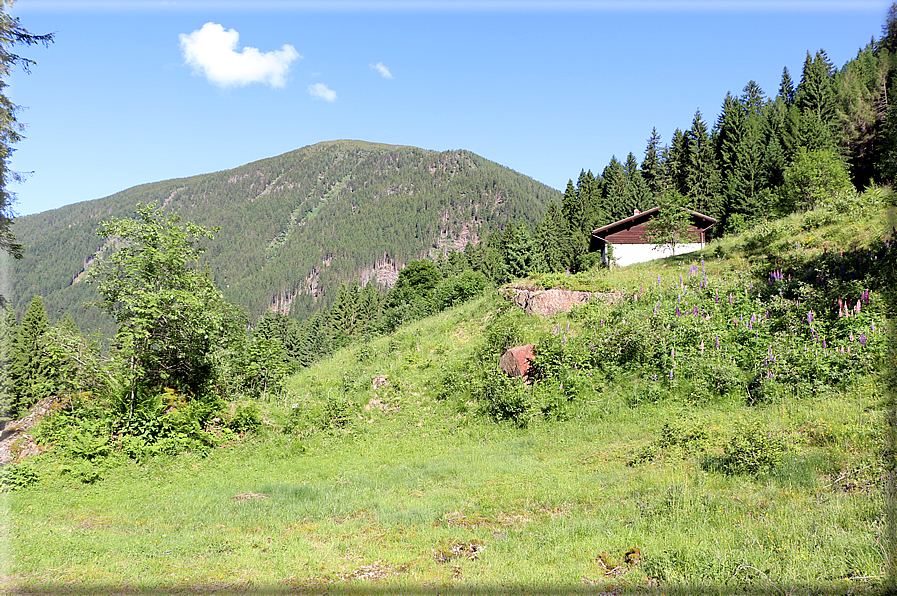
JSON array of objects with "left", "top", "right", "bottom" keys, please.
[
  {"left": 500, "top": 287, "right": 621, "bottom": 317},
  {"left": 500, "top": 344, "right": 535, "bottom": 379}
]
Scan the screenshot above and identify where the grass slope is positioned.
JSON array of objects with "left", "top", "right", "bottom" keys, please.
[{"left": 3, "top": 197, "right": 893, "bottom": 595}]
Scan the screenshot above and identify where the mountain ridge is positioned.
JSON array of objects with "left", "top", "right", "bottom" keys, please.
[{"left": 9, "top": 140, "right": 561, "bottom": 330}]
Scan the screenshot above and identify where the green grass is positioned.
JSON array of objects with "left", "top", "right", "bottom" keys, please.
[{"left": 4, "top": 200, "right": 893, "bottom": 595}]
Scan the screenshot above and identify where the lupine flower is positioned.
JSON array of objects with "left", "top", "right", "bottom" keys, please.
[
  {"left": 807, "top": 311, "right": 814, "bottom": 324},
  {"left": 859, "top": 333, "right": 867, "bottom": 347},
  {"left": 671, "top": 347, "right": 675, "bottom": 359},
  {"left": 729, "top": 294, "right": 733, "bottom": 305},
  {"left": 872, "top": 321, "right": 876, "bottom": 333},
  {"left": 715, "top": 334, "right": 720, "bottom": 350},
  {"left": 850, "top": 332, "right": 855, "bottom": 342},
  {"left": 700, "top": 340, "right": 704, "bottom": 354},
  {"left": 676, "top": 305, "right": 681, "bottom": 316},
  {"left": 669, "top": 369, "right": 674, "bottom": 380},
  {"left": 715, "top": 290, "right": 719, "bottom": 304},
  {"left": 822, "top": 339, "right": 827, "bottom": 349}
]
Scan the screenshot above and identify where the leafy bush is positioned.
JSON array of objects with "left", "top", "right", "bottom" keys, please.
[
  {"left": 434, "top": 270, "right": 488, "bottom": 310},
  {"left": 0, "top": 463, "right": 39, "bottom": 491},
  {"left": 229, "top": 402, "right": 263, "bottom": 434},
  {"left": 712, "top": 425, "right": 786, "bottom": 476}
]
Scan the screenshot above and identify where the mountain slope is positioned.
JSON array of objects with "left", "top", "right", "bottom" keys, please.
[{"left": 9, "top": 140, "right": 560, "bottom": 328}]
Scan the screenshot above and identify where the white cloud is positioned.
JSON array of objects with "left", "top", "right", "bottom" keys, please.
[
  {"left": 308, "top": 83, "right": 337, "bottom": 102},
  {"left": 179, "top": 22, "right": 301, "bottom": 88},
  {"left": 371, "top": 62, "right": 393, "bottom": 79}
]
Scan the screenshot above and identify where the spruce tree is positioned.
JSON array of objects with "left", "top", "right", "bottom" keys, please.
[
  {"left": 601, "top": 156, "right": 628, "bottom": 221},
  {"left": 641, "top": 127, "right": 666, "bottom": 197},
  {"left": 10, "top": 295, "right": 55, "bottom": 416},
  {"left": 622, "top": 152, "right": 651, "bottom": 215},
  {"left": 778, "top": 67, "right": 795, "bottom": 106},
  {"left": 685, "top": 110, "right": 724, "bottom": 219},
  {"left": 0, "top": 304, "right": 15, "bottom": 423}
]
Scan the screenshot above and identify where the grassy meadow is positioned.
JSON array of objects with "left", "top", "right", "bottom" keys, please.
[{"left": 2, "top": 198, "right": 894, "bottom": 594}]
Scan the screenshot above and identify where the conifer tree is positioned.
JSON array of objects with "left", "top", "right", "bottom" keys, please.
[
  {"left": 778, "top": 67, "right": 796, "bottom": 106},
  {"left": 685, "top": 110, "right": 724, "bottom": 219},
  {"left": 641, "top": 128, "right": 666, "bottom": 197},
  {"left": 533, "top": 202, "right": 575, "bottom": 273},
  {"left": 0, "top": 7, "right": 54, "bottom": 262},
  {"left": 795, "top": 50, "right": 839, "bottom": 150},
  {"left": 0, "top": 304, "right": 15, "bottom": 423},
  {"left": 666, "top": 128, "right": 690, "bottom": 197},
  {"left": 10, "top": 295, "right": 55, "bottom": 416},
  {"left": 622, "top": 152, "right": 651, "bottom": 215},
  {"left": 601, "top": 156, "right": 628, "bottom": 221}
]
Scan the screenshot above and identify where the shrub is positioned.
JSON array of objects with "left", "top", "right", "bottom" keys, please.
[
  {"left": 0, "top": 463, "right": 39, "bottom": 491},
  {"left": 434, "top": 270, "right": 488, "bottom": 310},
  {"left": 229, "top": 402, "right": 263, "bottom": 434},
  {"left": 714, "top": 425, "right": 786, "bottom": 476}
]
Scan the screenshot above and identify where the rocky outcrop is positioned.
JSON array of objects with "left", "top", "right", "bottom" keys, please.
[
  {"left": 500, "top": 345, "right": 535, "bottom": 379},
  {"left": 501, "top": 287, "right": 621, "bottom": 317},
  {"left": 0, "top": 395, "right": 69, "bottom": 464}
]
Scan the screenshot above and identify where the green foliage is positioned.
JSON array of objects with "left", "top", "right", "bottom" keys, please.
[
  {"left": 10, "top": 296, "right": 57, "bottom": 416},
  {"left": 433, "top": 270, "right": 487, "bottom": 310},
  {"left": 88, "top": 203, "right": 244, "bottom": 404},
  {"left": 229, "top": 401, "right": 263, "bottom": 434},
  {"left": 0, "top": 462, "right": 38, "bottom": 491},
  {"left": 12, "top": 143, "right": 557, "bottom": 332},
  {"left": 778, "top": 148, "right": 854, "bottom": 213},
  {"left": 643, "top": 193, "right": 695, "bottom": 256},
  {"left": 713, "top": 424, "right": 787, "bottom": 476},
  {"left": 0, "top": 8, "right": 53, "bottom": 261}
]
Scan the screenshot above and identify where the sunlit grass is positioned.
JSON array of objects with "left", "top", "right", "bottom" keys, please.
[{"left": 6, "top": 202, "right": 892, "bottom": 594}]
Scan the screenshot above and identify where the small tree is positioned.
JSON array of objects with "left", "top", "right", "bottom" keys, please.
[
  {"left": 644, "top": 192, "right": 695, "bottom": 256},
  {"left": 87, "top": 203, "right": 242, "bottom": 415},
  {"left": 9, "top": 296, "right": 57, "bottom": 416},
  {"left": 778, "top": 148, "right": 853, "bottom": 214}
]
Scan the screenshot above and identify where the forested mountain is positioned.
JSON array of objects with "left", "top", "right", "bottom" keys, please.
[{"left": 8, "top": 140, "right": 558, "bottom": 329}]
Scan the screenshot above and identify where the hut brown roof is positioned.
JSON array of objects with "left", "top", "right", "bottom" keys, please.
[{"left": 590, "top": 206, "right": 716, "bottom": 252}]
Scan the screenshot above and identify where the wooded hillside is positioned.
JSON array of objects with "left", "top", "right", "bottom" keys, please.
[{"left": 9, "top": 140, "right": 559, "bottom": 330}]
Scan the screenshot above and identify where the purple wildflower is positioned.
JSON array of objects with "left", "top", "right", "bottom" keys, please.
[
  {"left": 669, "top": 369, "right": 674, "bottom": 380},
  {"left": 715, "top": 334, "right": 720, "bottom": 350},
  {"left": 859, "top": 333, "right": 867, "bottom": 347},
  {"left": 700, "top": 340, "right": 705, "bottom": 354},
  {"left": 807, "top": 311, "right": 814, "bottom": 325}
]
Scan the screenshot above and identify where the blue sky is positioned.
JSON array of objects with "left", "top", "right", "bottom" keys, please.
[{"left": 7, "top": 0, "right": 893, "bottom": 216}]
